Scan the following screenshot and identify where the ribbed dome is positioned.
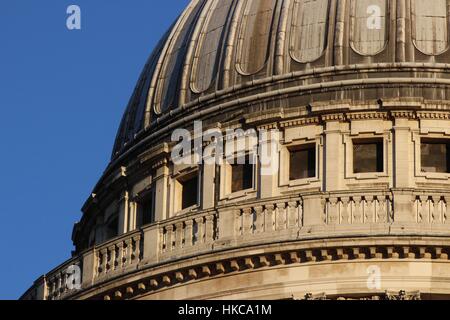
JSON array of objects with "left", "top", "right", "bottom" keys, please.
[{"left": 112, "top": 0, "right": 450, "bottom": 158}]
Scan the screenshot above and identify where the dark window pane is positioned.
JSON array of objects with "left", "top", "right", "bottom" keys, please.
[
  {"left": 182, "top": 174, "right": 198, "bottom": 209},
  {"left": 105, "top": 217, "right": 118, "bottom": 240},
  {"left": 353, "top": 140, "right": 383, "bottom": 173},
  {"left": 289, "top": 145, "right": 316, "bottom": 180},
  {"left": 421, "top": 141, "right": 450, "bottom": 173},
  {"left": 231, "top": 163, "right": 254, "bottom": 193},
  {"left": 141, "top": 196, "right": 155, "bottom": 226}
]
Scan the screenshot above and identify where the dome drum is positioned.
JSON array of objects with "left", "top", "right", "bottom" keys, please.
[{"left": 21, "top": 0, "right": 450, "bottom": 301}]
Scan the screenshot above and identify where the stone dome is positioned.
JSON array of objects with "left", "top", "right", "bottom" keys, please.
[
  {"left": 113, "top": 0, "right": 450, "bottom": 159},
  {"left": 22, "top": 0, "right": 450, "bottom": 301}
]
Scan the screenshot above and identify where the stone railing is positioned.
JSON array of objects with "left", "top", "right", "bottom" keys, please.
[
  {"left": 159, "top": 210, "right": 218, "bottom": 261},
  {"left": 20, "top": 255, "right": 84, "bottom": 300},
  {"left": 323, "top": 193, "right": 393, "bottom": 225},
  {"left": 23, "top": 190, "right": 450, "bottom": 300},
  {"left": 95, "top": 230, "right": 143, "bottom": 281},
  {"left": 45, "top": 257, "right": 83, "bottom": 300},
  {"left": 413, "top": 194, "right": 450, "bottom": 224},
  {"left": 231, "top": 199, "right": 303, "bottom": 241}
]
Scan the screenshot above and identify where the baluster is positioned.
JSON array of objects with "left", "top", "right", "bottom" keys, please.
[
  {"left": 175, "top": 222, "right": 184, "bottom": 250},
  {"left": 340, "top": 198, "right": 350, "bottom": 225},
  {"left": 287, "top": 202, "right": 298, "bottom": 228},
  {"left": 265, "top": 204, "right": 275, "bottom": 232},
  {"left": 205, "top": 214, "right": 215, "bottom": 242},
  {"left": 195, "top": 217, "right": 205, "bottom": 244},
  {"left": 166, "top": 225, "right": 174, "bottom": 251},
  {"left": 353, "top": 196, "right": 363, "bottom": 224},
  {"left": 419, "top": 196, "right": 428, "bottom": 224},
  {"left": 443, "top": 197, "right": 449, "bottom": 224},
  {"left": 100, "top": 248, "right": 108, "bottom": 275},
  {"left": 134, "top": 234, "right": 141, "bottom": 261},
  {"left": 365, "top": 197, "right": 375, "bottom": 223},
  {"left": 373, "top": 196, "right": 387, "bottom": 223},
  {"left": 62, "top": 271, "right": 67, "bottom": 294},
  {"left": 276, "top": 203, "right": 287, "bottom": 231},
  {"left": 107, "top": 247, "right": 113, "bottom": 272},
  {"left": 254, "top": 206, "right": 264, "bottom": 233},
  {"left": 125, "top": 238, "right": 133, "bottom": 267},
  {"left": 108, "top": 245, "right": 116, "bottom": 271},
  {"left": 117, "top": 242, "right": 124, "bottom": 269},
  {"left": 185, "top": 220, "right": 194, "bottom": 247},
  {"left": 433, "top": 196, "right": 442, "bottom": 224},
  {"left": 327, "top": 198, "right": 339, "bottom": 225},
  {"left": 95, "top": 250, "right": 101, "bottom": 276},
  {"left": 242, "top": 208, "right": 253, "bottom": 235},
  {"left": 56, "top": 274, "right": 62, "bottom": 297},
  {"left": 420, "top": 196, "right": 429, "bottom": 224}
]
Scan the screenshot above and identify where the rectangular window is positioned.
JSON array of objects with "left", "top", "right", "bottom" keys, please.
[
  {"left": 289, "top": 144, "right": 316, "bottom": 180},
  {"left": 105, "top": 216, "right": 118, "bottom": 240},
  {"left": 353, "top": 139, "right": 384, "bottom": 173},
  {"left": 231, "top": 156, "right": 254, "bottom": 193},
  {"left": 181, "top": 173, "right": 199, "bottom": 209},
  {"left": 137, "top": 192, "right": 155, "bottom": 227},
  {"left": 421, "top": 139, "right": 450, "bottom": 173}
]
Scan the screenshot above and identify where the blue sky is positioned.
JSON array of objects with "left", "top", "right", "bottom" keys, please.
[{"left": 0, "top": 0, "right": 189, "bottom": 299}]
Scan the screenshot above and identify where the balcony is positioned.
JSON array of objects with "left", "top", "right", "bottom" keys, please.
[{"left": 21, "top": 189, "right": 450, "bottom": 300}]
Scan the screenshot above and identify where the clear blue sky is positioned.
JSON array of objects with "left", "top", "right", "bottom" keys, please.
[{"left": 0, "top": 0, "right": 189, "bottom": 300}]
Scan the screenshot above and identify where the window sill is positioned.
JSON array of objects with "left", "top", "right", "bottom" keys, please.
[
  {"left": 219, "top": 189, "right": 257, "bottom": 203},
  {"left": 347, "top": 172, "right": 388, "bottom": 180},
  {"left": 417, "top": 172, "right": 450, "bottom": 181},
  {"left": 174, "top": 205, "right": 199, "bottom": 217}
]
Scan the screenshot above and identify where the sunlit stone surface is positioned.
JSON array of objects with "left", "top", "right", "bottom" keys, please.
[{"left": 21, "top": 0, "right": 450, "bottom": 300}]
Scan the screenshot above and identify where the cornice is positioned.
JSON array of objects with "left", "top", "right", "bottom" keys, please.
[{"left": 92, "top": 239, "right": 450, "bottom": 301}]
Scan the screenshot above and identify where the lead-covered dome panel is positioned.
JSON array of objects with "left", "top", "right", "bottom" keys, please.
[{"left": 113, "top": 0, "right": 450, "bottom": 158}]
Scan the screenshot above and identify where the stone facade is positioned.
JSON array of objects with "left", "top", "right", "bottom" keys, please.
[{"left": 21, "top": 0, "right": 450, "bottom": 300}]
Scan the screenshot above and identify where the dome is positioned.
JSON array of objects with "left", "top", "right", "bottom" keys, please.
[
  {"left": 113, "top": 0, "right": 450, "bottom": 159},
  {"left": 22, "top": 0, "right": 450, "bottom": 301}
]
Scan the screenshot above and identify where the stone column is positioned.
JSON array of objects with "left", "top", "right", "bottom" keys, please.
[
  {"left": 392, "top": 112, "right": 417, "bottom": 222},
  {"left": 259, "top": 128, "right": 281, "bottom": 199},
  {"left": 202, "top": 159, "right": 216, "bottom": 210},
  {"left": 128, "top": 201, "right": 137, "bottom": 232},
  {"left": 142, "top": 223, "right": 160, "bottom": 264},
  {"left": 118, "top": 191, "right": 129, "bottom": 235},
  {"left": 153, "top": 160, "right": 169, "bottom": 222},
  {"left": 323, "top": 115, "right": 345, "bottom": 192}
]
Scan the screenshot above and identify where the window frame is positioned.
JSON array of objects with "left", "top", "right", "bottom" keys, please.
[
  {"left": 414, "top": 134, "right": 450, "bottom": 181},
  {"left": 219, "top": 152, "right": 257, "bottom": 201},
  {"left": 344, "top": 134, "right": 389, "bottom": 181},
  {"left": 280, "top": 140, "right": 320, "bottom": 188},
  {"left": 172, "top": 168, "right": 201, "bottom": 215},
  {"left": 352, "top": 137, "right": 385, "bottom": 174},
  {"left": 135, "top": 188, "right": 156, "bottom": 228}
]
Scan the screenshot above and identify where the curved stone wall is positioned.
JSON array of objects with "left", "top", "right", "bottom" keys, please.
[{"left": 21, "top": 0, "right": 450, "bottom": 300}]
